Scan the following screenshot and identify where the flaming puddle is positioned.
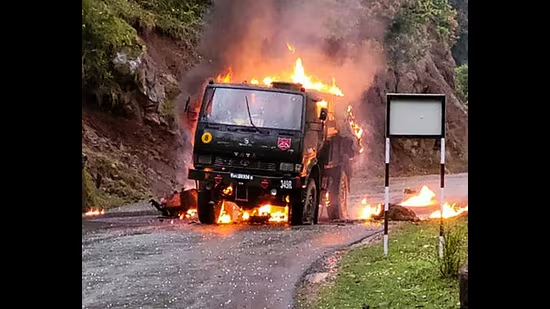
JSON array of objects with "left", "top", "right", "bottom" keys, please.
[
  {"left": 83, "top": 208, "right": 105, "bottom": 217},
  {"left": 356, "top": 185, "right": 468, "bottom": 221},
  {"left": 217, "top": 199, "right": 290, "bottom": 225}
]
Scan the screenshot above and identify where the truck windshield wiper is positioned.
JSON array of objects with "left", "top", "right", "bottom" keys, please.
[{"left": 244, "top": 96, "right": 262, "bottom": 133}]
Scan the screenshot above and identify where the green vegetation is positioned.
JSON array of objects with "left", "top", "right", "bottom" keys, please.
[
  {"left": 455, "top": 64, "right": 468, "bottom": 105},
  {"left": 383, "top": 0, "right": 458, "bottom": 65},
  {"left": 82, "top": 168, "right": 125, "bottom": 211},
  {"left": 82, "top": 151, "right": 152, "bottom": 211},
  {"left": 449, "top": 0, "right": 468, "bottom": 65},
  {"left": 313, "top": 217, "right": 468, "bottom": 309},
  {"left": 82, "top": 0, "right": 210, "bottom": 108}
]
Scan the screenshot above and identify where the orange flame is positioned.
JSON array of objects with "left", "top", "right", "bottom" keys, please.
[
  {"left": 399, "top": 185, "right": 468, "bottom": 219},
  {"left": 84, "top": 208, "right": 105, "bottom": 216},
  {"left": 223, "top": 184, "right": 233, "bottom": 196},
  {"left": 216, "top": 45, "right": 344, "bottom": 97},
  {"left": 400, "top": 185, "right": 436, "bottom": 207},
  {"left": 287, "top": 43, "right": 295, "bottom": 53},
  {"left": 429, "top": 203, "right": 468, "bottom": 219},
  {"left": 358, "top": 198, "right": 382, "bottom": 220},
  {"left": 179, "top": 208, "right": 197, "bottom": 220},
  {"left": 346, "top": 105, "right": 365, "bottom": 153}
]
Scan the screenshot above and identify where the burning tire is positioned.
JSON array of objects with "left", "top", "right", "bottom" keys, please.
[
  {"left": 197, "top": 189, "right": 216, "bottom": 224},
  {"left": 327, "top": 170, "right": 349, "bottom": 220},
  {"left": 290, "top": 178, "right": 319, "bottom": 225}
]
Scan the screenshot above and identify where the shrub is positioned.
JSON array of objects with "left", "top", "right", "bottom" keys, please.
[
  {"left": 455, "top": 63, "right": 468, "bottom": 104},
  {"left": 433, "top": 220, "right": 468, "bottom": 278}
]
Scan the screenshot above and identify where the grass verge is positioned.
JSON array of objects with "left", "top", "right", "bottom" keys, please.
[{"left": 313, "top": 217, "right": 468, "bottom": 309}]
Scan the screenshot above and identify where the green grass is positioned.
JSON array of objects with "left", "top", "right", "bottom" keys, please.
[{"left": 314, "top": 217, "right": 468, "bottom": 309}]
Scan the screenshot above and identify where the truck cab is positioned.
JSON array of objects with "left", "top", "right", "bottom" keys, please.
[{"left": 188, "top": 80, "right": 358, "bottom": 225}]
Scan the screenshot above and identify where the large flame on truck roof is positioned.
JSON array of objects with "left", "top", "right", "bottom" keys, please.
[{"left": 216, "top": 44, "right": 344, "bottom": 97}]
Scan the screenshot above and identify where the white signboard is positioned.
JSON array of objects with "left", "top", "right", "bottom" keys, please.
[{"left": 386, "top": 94, "right": 445, "bottom": 138}]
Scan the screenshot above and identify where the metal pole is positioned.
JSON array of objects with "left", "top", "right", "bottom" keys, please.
[
  {"left": 438, "top": 138, "right": 446, "bottom": 258},
  {"left": 384, "top": 137, "right": 390, "bottom": 257}
]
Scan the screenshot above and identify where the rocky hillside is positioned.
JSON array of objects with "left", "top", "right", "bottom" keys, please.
[{"left": 82, "top": 0, "right": 468, "bottom": 210}]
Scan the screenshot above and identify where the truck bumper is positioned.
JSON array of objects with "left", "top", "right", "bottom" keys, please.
[{"left": 188, "top": 169, "right": 302, "bottom": 191}]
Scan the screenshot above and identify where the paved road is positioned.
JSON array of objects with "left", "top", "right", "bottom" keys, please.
[{"left": 82, "top": 173, "right": 467, "bottom": 309}]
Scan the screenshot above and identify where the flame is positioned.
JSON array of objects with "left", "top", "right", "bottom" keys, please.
[
  {"left": 216, "top": 44, "right": 344, "bottom": 97},
  {"left": 179, "top": 208, "right": 197, "bottom": 220},
  {"left": 287, "top": 43, "right": 295, "bottom": 53},
  {"left": 346, "top": 105, "right": 365, "bottom": 153},
  {"left": 429, "top": 203, "right": 468, "bottom": 219},
  {"left": 217, "top": 201, "right": 233, "bottom": 224},
  {"left": 242, "top": 211, "right": 250, "bottom": 221},
  {"left": 400, "top": 185, "right": 436, "bottom": 207},
  {"left": 257, "top": 204, "right": 289, "bottom": 222},
  {"left": 324, "top": 191, "right": 330, "bottom": 206},
  {"left": 84, "top": 208, "right": 105, "bottom": 216},
  {"left": 223, "top": 184, "right": 233, "bottom": 196},
  {"left": 216, "top": 68, "right": 232, "bottom": 83},
  {"left": 358, "top": 198, "right": 382, "bottom": 220}
]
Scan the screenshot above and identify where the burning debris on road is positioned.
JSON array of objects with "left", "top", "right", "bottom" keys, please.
[
  {"left": 149, "top": 188, "right": 199, "bottom": 220},
  {"left": 356, "top": 185, "right": 468, "bottom": 222},
  {"left": 83, "top": 208, "right": 105, "bottom": 217}
]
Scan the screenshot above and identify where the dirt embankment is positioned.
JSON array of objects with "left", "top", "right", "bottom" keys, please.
[
  {"left": 358, "top": 40, "right": 468, "bottom": 178},
  {"left": 82, "top": 32, "right": 195, "bottom": 207}
]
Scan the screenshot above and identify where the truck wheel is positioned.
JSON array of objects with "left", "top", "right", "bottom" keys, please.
[
  {"left": 197, "top": 190, "right": 216, "bottom": 224},
  {"left": 328, "top": 170, "right": 349, "bottom": 220},
  {"left": 290, "top": 178, "right": 318, "bottom": 225}
]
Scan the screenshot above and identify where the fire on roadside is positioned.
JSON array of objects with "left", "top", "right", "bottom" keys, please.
[
  {"left": 429, "top": 202, "right": 469, "bottom": 219},
  {"left": 358, "top": 198, "right": 382, "bottom": 220},
  {"left": 399, "top": 185, "right": 468, "bottom": 219},
  {"left": 84, "top": 208, "right": 105, "bottom": 216}
]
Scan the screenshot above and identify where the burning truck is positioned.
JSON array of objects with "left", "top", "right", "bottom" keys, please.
[{"left": 186, "top": 78, "right": 364, "bottom": 225}]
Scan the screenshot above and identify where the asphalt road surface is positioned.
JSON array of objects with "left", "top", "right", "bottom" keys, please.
[{"left": 82, "top": 173, "right": 467, "bottom": 309}]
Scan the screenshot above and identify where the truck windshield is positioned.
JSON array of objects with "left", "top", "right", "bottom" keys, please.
[{"left": 202, "top": 87, "right": 304, "bottom": 131}]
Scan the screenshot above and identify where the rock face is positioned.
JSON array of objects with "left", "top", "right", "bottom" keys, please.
[
  {"left": 459, "top": 264, "right": 468, "bottom": 308},
  {"left": 360, "top": 42, "right": 468, "bottom": 177}
]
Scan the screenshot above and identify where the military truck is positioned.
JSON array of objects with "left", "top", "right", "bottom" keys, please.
[{"left": 187, "top": 80, "right": 362, "bottom": 225}]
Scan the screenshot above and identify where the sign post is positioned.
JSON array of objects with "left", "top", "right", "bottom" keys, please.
[{"left": 384, "top": 93, "right": 446, "bottom": 257}]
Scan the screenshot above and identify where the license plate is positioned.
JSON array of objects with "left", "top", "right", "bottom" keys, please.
[
  {"left": 230, "top": 173, "right": 254, "bottom": 180},
  {"left": 280, "top": 180, "right": 293, "bottom": 189}
]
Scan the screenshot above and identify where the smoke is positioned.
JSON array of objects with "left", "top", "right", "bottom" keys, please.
[{"left": 174, "top": 0, "right": 389, "bottom": 187}]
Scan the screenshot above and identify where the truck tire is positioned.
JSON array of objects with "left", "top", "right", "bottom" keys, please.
[
  {"left": 197, "top": 190, "right": 216, "bottom": 224},
  {"left": 290, "top": 178, "right": 319, "bottom": 225},
  {"left": 328, "top": 170, "right": 349, "bottom": 220}
]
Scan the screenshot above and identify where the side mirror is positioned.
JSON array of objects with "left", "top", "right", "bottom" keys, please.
[{"left": 319, "top": 107, "right": 328, "bottom": 121}]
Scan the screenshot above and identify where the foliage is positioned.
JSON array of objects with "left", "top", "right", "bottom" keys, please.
[
  {"left": 432, "top": 220, "right": 468, "bottom": 278},
  {"left": 455, "top": 64, "right": 468, "bottom": 104},
  {"left": 82, "top": 0, "right": 211, "bottom": 108},
  {"left": 313, "top": 217, "right": 468, "bottom": 309},
  {"left": 383, "top": 0, "right": 457, "bottom": 65},
  {"left": 449, "top": 0, "right": 468, "bottom": 65}
]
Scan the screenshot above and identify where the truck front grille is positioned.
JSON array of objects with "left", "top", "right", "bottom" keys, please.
[{"left": 213, "top": 157, "right": 277, "bottom": 171}]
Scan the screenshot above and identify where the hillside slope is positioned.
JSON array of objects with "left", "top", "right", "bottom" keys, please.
[{"left": 81, "top": 0, "right": 468, "bottom": 210}]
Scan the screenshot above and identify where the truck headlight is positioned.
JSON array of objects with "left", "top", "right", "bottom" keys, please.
[
  {"left": 197, "top": 155, "right": 212, "bottom": 164},
  {"left": 279, "top": 162, "right": 294, "bottom": 172},
  {"left": 294, "top": 164, "right": 302, "bottom": 173}
]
